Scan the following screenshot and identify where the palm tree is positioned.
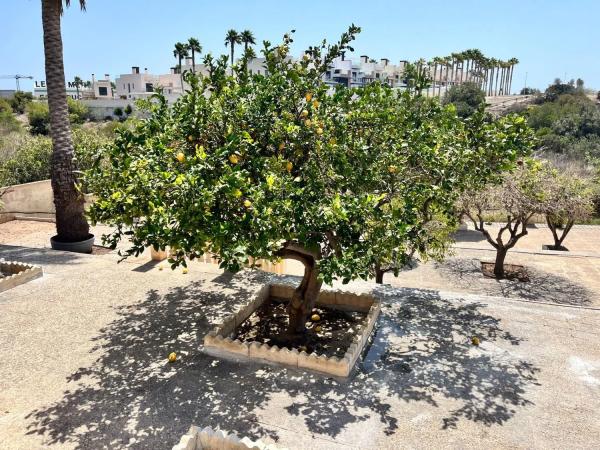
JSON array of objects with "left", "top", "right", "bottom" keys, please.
[
  {"left": 224, "top": 29, "right": 241, "bottom": 75},
  {"left": 73, "top": 75, "right": 83, "bottom": 99},
  {"left": 240, "top": 29, "right": 256, "bottom": 53},
  {"left": 494, "top": 59, "right": 501, "bottom": 96},
  {"left": 42, "top": 0, "right": 89, "bottom": 245},
  {"left": 173, "top": 42, "right": 189, "bottom": 90},
  {"left": 507, "top": 58, "right": 518, "bottom": 95},
  {"left": 187, "top": 37, "right": 202, "bottom": 74}
]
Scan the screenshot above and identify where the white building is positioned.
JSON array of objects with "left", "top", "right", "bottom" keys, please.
[
  {"left": 33, "top": 74, "right": 114, "bottom": 100},
  {"left": 324, "top": 55, "right": 408, "bottom": 89}
]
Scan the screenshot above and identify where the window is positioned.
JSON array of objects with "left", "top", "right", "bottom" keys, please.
[
  {"left": 127, "top": 83, "right": 131, "bottom": 93},
  {"left": 98, "top": 86, "right": 108, "bottom": 96},
  {"left": 145, "top": 83, "right": 154, "bottom": 92}
]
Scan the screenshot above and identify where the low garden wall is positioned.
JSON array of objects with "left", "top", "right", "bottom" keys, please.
[{"left": 0, "top": 179, "right": 94, "bottom": 221}]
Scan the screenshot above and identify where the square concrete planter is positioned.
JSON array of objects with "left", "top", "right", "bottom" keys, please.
[
  {"left": 173, "top": 425, "right": 286, "bottom": 450},
  {"left": 0, "top": 260, "right": 43, "bottom": 293},
  {"left": 203, "top": 283, "right": 380, "bottom": 377}
]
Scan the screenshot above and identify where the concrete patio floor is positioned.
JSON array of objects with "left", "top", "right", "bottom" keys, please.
[{"left": 1, "top": 235, "right": 599, "bottom": 449}]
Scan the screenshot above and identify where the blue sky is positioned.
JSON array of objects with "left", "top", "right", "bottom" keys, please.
[{"left": 1, "top": 0, "right": 598, "bottom": 92}]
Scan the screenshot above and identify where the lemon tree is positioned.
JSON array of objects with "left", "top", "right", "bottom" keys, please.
[{"left": 86, "top": 27, "right": 533, "bottom": 335}]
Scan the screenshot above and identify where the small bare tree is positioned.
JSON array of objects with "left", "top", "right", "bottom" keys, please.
[
  {"left": 542, "top": 169, "right": 596, "bottom": 250},
  {"left": 458, "top": 162, "right": 546, "bottom": 278}
]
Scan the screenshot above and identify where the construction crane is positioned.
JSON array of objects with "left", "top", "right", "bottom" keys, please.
[{"left": 0, "top": 74, "right": 34, "bottom": 91}]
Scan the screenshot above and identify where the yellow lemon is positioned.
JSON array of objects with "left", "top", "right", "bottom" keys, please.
[
  {"left": 305, "top": 92, "right": 312, "bottom": 102},
  {"left": 312, "top": 99, "right": 320, "bottom": 109},
  {"left": 388, "top": 165, "right": 397, "bottom": 173},
  {"left": 244, "top": 199, "right": 252, "bottom": 208},
  {"left": 176, "top": 152, "right": 185, "bottom": 163},
  {"left": 168, "top": 352, "right": 177, "bottom": 362},
  {"left": 278, "top": 142, "right": 285, "bottom": 151},
  {"left": 158, "top": 265, "right": 164, "bottom": 271},
  {"left": 314, "top": 325, "right": 322, "bottom": 333},
  {"left": 233, "top": 189, "right": 242, "bottom": 198},
  {"left": 304, "top": 119, "right": 312, "bottom": 127},
  {"left": 471, "top": 336, "right": 480, "bottom": 346},
  {"left": 316, "top": 127, "right": 323, "bottom": 135},
  {"left": 286, "top": 161, "right": 293, "bottom": 172},
  {"left": 182, "top": 268, "right": 188, "bottom": 274},
  {"left": 300, "top": 110, "right": 309, "bottom": 118},
  {"left": 329, "top": 138, "right": 337, "bottom": 145},
  {"left": 229, "top": 154, "right": 239, "bottom": 164},
  {"left": 311, "top": 313, "right": 320, "bottom": 322},
  {"left": 187, "top": 135, "right": 194, "bottom": 142}
]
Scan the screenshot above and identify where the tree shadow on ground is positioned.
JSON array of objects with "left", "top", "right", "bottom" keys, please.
[
  {"left": 25, "top": 272, "right": 540, "bottom": 448},
  {"left": 437, "top": 258, "right": 593, "bottom": 306}
]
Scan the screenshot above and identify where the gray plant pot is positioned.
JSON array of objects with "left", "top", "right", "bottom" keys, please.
[{"left": 50, "top": 234, "right": 95, "bottom": 254}]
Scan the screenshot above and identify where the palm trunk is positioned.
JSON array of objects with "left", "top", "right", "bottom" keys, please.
[
  {"left": 179, "top": 56, "right": 184, "bottom": 91},
  {"left": 495, "top": 66, "right": 500, "bottom": 96},
  {"left": 230, "top": 46, "right": 235, "bottom": 76},
  {"left": 507, "top": 65, "right": 514, "bottom": 95},
  {"left": 191, "top": 50, "right": 196, "bottom": 74},
  {"left": 432, "top": 64, "right": 438, "bottom": 98},
  {"left": 494, "top": 247, "right": 507, "bottom": 278},
  {"left": 42, "top": 0, "right": 89, "bottom": 243}
]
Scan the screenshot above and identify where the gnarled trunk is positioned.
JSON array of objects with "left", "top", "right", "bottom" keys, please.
[
  {"left": 42, "top": 0, "right": 90, "bottom": 243},
  {"left": 494, "top": 247, "right": 507, "bottom": 278},
  {"left": 287, "top": 261, "right": 322, "bottom": 334}
]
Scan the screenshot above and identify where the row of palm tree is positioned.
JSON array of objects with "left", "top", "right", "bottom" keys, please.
[
  {"left": 172, "top": 38, "right": 202, "bottom": 89},
  {"left": 426, "top": 50, "right": 518, "bottom": 97},
  {"left": 224, "top": 29, "right": 256, "bottom": 74}
]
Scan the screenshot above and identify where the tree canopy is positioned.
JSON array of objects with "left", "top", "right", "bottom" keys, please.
[{"left": 86, "top": 27, "right": 534, "bottom": 333}]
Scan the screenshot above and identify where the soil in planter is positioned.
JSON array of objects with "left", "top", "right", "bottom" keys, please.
[
  {"left": 542, "top": 244, "right": 569, "bottom": 251},
  {"left": 481, "top": 262, "right": 530, "bottom": 282},
  {"left": 91, "top": 245, "right": 113, "bottom": 255},
  {"left": 234, "top": 297, "right": 368, "bottom": 359}
]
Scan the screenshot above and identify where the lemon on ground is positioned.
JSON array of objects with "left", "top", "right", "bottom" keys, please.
[
  {"left": 176, "top": 152, "right": 185, "bottom": 163},
  {"left": 158, "top": 265, "right": 164, "bottom": 271},
  {"left": 182, "top": 268, "right": 188, "bottom": 274},
  {"left": 471, "top": 336, "right": 480, "bottom": 346},
  {"left": 311, "top": 313, "right": 320, "bottom": 322},
  {"left": 168, "top": 352, "right": 177, "bottom": 362},
  {"left": 229, "top": 154, "right": 239, "bottom": 164}
]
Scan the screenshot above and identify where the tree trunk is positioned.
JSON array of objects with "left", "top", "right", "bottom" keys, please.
[
  {"left": 42, "top": 0, "right": 89, "bottom": 243},
  {"left": 494, "top": 247, "right": 507, "bottom": 278},
  {"left": 287, "top": 261, "right": 322, "bottom": 334},
  {"left": 230, "top": 46, "right": 235, "bottom": 75},
  {"left": 191, "top": 51, "right": 196, "bottom": 73},
  {"left": 375, "top": 269, "right": 384, "bottom": 284}
]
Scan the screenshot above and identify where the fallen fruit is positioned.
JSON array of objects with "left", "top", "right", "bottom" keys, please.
[
  {"left": 182, "top": 268, "right": 188, "bottom": 274},
  {"left": 168, "top": 352, "right": 177, "bottom": 362},
  {"left": 158, "top": 265, "right": 164, "bottom": 271},
  {"left": 176, "top": 152, "right": 185, "bottom": 163},
  {"left": 471, "top": 336, "right": 480, "bottom": 346},
  {"left": 311, "top": 313, "right": 320, "bottom": 322}
]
